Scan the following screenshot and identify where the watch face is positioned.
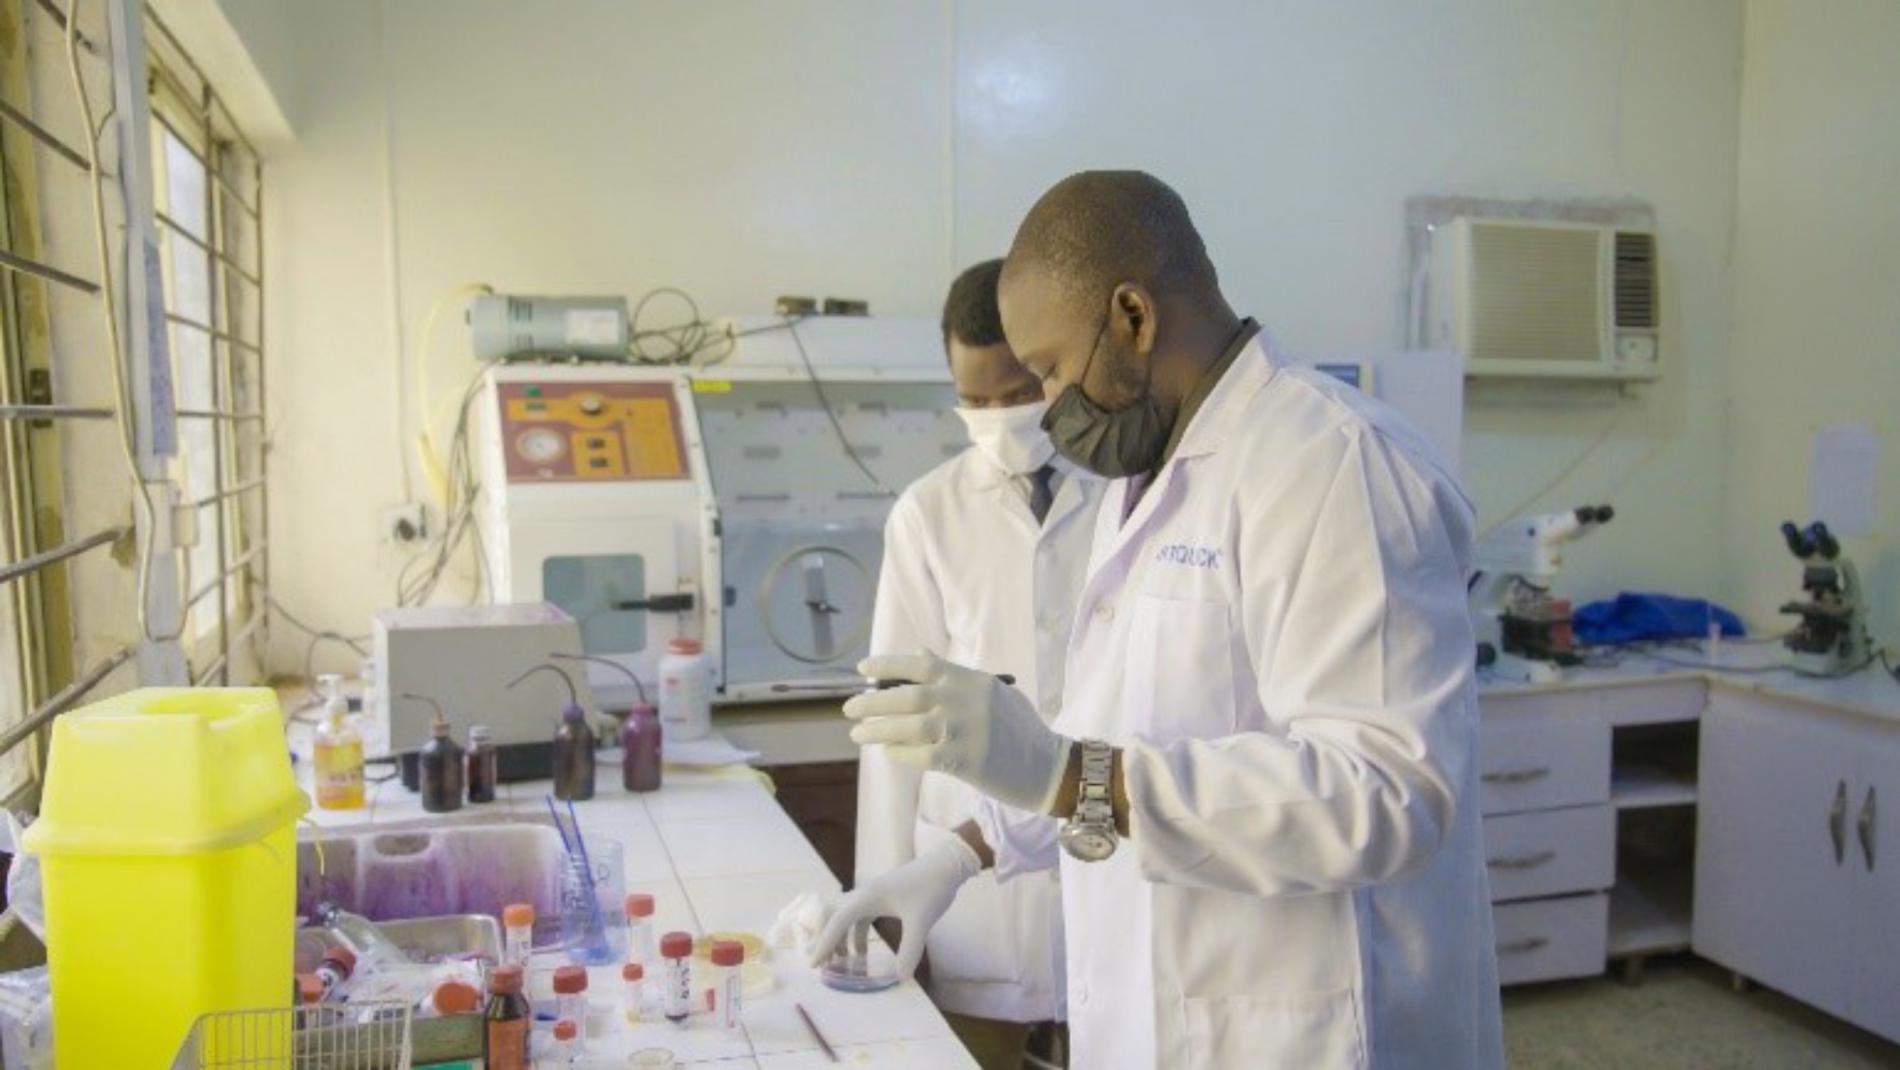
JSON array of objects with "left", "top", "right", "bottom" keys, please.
[{"left": 1060, "top": 823, "right": 1118, "bottom": 862}]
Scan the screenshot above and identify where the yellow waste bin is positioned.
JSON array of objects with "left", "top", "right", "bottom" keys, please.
[{"left": 23, "top": 688, "right": 309, "bottom": 1068}]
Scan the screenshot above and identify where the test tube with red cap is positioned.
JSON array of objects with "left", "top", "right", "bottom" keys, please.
[
  {"left": 502, "top": 903, "right": 535, "bottom": 968},
  {"left": 625, "top": 893, "right": 657, "bottom": 971},
  {"left": 709, "top": 939, "right": 746, "bottom": 1031},
  {"left": 552, "top": 964, "right": 589, "bottom": 1046}
]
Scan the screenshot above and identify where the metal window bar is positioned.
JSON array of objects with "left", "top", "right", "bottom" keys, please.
[
  {"left": 0, "top": 526, "right": 129, "bottom": 586},
  {"left": 154, "top": 208, "right": 260, "bottom": 288},
  {"left": 0, "top": 645, "right": 134, "bottom": 758},
  {"left": 190, "top": 608, "right": 261, "bottom": 687},
  {"left": 0, "top": 404, "right": 113, "bottom": 420},
  {"left": 182, "top": 541, "right": 263, "bottom": 610},
  {"left": 175, "top": 407, "right": 262, "bottom": 422},
  {"left": 0, "top": 247, "right": 100, "bottom": 295},
  {"left": 148, "top": 110, "right": 257, "bottom": 220},
  {"left": 162, "top": 309, "right": 261, "bottom": 354},
  {"left": 31, "top": 0, "right": 100, "bottom": 57},
  {"left": 143, "top": 4, "right": 260, "bottom": 162},
  {"left": 182, "top": 476, "right": 261, "bottom": 511},
  {"left": 0, "top": 97, "right": 90, "bottom": 171}
]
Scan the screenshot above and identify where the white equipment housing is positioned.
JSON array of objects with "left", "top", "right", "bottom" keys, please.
[
  {"left": 478, "top": 315, "right": 964, "bottom": 706},
  {"left": 1431, "top": 217, "right": 1660, "bottom": 381}
]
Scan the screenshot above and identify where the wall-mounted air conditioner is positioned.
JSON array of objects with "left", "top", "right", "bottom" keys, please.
[{"left": 1430, "top": 217, "right": 1659, "bottom": 381}]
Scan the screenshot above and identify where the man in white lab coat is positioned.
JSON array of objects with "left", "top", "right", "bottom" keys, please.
[
  {"left": 815, "top": 172, "right": 1504, "bottom": 1068},
  {"left": 857, "top": 258, "right": 1104, "bottom": 1067}
]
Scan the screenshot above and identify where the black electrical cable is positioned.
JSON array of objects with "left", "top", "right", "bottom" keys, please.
[{"left": 785, "top": 316, "right": 893, "bottom": 497}]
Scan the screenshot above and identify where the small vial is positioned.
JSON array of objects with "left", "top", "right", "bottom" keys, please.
[
  {"left": 552, "top": 965, "right": 589, "bottom": 1047},
  {"left": 295, "top": 973, "right": 323, "bottom": 1006},
  {"left": 709, "top": 939, "right": 744, "bottom": 1031},
  {"left": 660, "top": 931, "right": 694, "bottom": 1024},
  {"left": 550, "top": 1019, "right": 578, "bottom": 1064},
  {"left": 625, "top": 893, "right": 656, "bottom": 971},
  {"left": 502, "top": 903, "right": 535, "bottom": 968},
  {"left": 621, "top": 961, "right": 648, "bottom": 1024}
]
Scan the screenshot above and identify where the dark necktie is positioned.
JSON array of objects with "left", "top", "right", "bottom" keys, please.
[{"left": 1029, "top": 464, "right": 1056, "bottom": 525}]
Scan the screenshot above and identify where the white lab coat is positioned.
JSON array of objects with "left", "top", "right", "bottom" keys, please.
[
  {"left": 978, "top": 334, "right": 1504, "bottom": 1068},
  {"left": 857, "top": 446, "right": 1103, "bottom": 1022}
]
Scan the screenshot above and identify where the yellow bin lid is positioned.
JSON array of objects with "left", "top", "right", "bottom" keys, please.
[{"left": 24, "top": 688, "right": 309, "bottom": 856}]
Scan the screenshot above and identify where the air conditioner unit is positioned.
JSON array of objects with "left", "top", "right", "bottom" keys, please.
[{"left": 1430, "top": 217, "right": 1659, "bottom": 381}]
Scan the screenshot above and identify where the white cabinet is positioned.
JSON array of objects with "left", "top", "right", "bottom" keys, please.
[{"left": 1694, "top": 691, "right": 1900, "bottom": 1042}]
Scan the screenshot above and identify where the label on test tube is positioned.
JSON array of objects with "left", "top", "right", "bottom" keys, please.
[
  {"left": 660, "top": 931, "right": 694, "bottom": 1023},
  {"left": 711, "top": 939, "right": 744, "bottom": 1031}
]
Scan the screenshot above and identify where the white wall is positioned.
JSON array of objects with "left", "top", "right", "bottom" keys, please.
[
  {"left": 244, "top": 0, "right": 1746, "bottom": 673},
  {"left": 1725, "top": 0, "right": 1900, "bottom": 643}
]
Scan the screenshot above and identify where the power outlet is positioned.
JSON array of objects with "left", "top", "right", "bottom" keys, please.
[{"left": 385, "top": 503, "right": 428, "bottom": 545}]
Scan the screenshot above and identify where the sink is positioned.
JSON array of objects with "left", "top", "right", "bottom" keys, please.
[{"left": 297, "top": 817, "right": 566, "bottom": 924}]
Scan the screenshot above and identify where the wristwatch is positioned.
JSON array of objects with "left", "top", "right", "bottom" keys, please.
[{"left": 1058, "top": 739, "right": 1118, "bottom": 862}]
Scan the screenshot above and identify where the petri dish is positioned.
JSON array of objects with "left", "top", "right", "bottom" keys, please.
[
  {"left": 820, "top": 959, "right": 900, "bottom": 993},
  {"left": 628, "top": 1049, "right": 678, "bottom": 1069}
]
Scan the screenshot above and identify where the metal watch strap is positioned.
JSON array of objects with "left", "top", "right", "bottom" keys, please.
[{"left": 1077, "top": 739, "right": 1114, "bottom": 819}]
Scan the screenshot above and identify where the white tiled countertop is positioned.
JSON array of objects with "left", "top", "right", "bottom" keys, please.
[{"left": 299, "top": 748, "right": 974, "bottom": 1069}]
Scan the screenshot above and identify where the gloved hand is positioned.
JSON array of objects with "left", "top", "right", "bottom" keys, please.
[
  {"left": 807, "top": 833, "right": 981, "bottom": 978},
  {"left": 843, "top": 653, "right": 1073, "bottom": 814}
]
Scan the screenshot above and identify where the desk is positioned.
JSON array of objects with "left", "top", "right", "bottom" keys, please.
[{"left": 300, "top": 751, "right": 977, "bottom": 1068}]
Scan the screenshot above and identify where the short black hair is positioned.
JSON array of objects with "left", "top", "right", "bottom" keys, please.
[
  {"left": 941, "top": 258, "right": 1007, "bottom": 348},
  {"left": 1004, "top": 171, "right": 1219, "bottom": 317}
]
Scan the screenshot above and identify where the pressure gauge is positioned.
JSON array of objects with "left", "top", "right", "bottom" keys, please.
[
  {"left": 515, "top": 428, "right": 567, "bottom": 464},
  {"left": 1616, "top": 335, "right": 1656, "bottom": 363}
]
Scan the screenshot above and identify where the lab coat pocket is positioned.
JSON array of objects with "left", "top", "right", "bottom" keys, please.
[
  {"left": 1126, "top": 594, "right": 1237, "bottom": 742},
  {"left": 1182, "top": 988, "right": 1366, "bottom": 1070}
]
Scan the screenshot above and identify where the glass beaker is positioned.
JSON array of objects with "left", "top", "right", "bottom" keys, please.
[{"left": 558, "top": 837, "right": 628, "bottom": 965}]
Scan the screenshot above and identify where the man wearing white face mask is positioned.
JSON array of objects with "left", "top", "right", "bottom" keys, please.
[{"left": 855, "top": 258, "right": 1105, "bottom": 1067}]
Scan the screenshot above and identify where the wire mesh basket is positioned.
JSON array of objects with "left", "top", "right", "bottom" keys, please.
[{"left": 169, "top": 1001, "right": 413, "bottom": 1070}]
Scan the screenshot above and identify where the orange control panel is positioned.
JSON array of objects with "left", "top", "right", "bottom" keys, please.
[{"left": 498, "top": 381, "right": 688, "bottom": 482}]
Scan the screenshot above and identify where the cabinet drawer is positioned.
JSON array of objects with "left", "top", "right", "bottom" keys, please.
[
  {"left": 1478, "top": 711, "right": 1610, "bottom": 815},
  {"left": 1494, "top": 893, "right": 1608, "bottom": 986},
  {"left": 1483, "top": 804, "right": 1615, "bottom": 902}
]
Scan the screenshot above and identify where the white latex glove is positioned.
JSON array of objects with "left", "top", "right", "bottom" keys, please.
[
  {"left": 806, "top": 834, "right": 981, "bottom": 977},
  {"left": 843, "top": 653, "right": 1073, "bottom": 814}
]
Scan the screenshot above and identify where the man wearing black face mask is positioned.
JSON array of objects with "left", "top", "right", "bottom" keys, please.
[{"left": 813, "top": 171, "right": 1503, "bottom": 1069}]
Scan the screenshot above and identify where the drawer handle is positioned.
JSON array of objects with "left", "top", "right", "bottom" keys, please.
[
  {"left": 1487, "top": 849, "right": 1557, "bottom": 871},
  {"left": 1482, "top": 767, "right": 1551, "bottom": 785},
  {"left": 1829, "top": 780, "right": 1848, "bottom": 867},
  {"left": 1858, "top": 786, "right": 1876, "bottom": 872},
  {"left": 1496, "top": 937, "right": 1549, "bottom": 955}
]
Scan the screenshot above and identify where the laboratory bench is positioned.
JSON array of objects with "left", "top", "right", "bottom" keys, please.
[
  {"left": 298, "top": 745, "right": 978, "bottom": 1069},
  {"left": 714, "top": 656, "right": 1900, "bottom": 1047}
]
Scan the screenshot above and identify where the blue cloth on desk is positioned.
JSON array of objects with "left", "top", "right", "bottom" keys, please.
[{"left": 1575, "top": 592, "right": 1746, "bottom": 646}]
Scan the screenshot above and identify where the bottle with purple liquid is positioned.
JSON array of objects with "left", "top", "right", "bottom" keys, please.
[{"left": 622, "top": 701, "right": 662, "bottom": 793}]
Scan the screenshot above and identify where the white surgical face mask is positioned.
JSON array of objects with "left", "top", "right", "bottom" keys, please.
[{"left": 956, "top": 401, "right": 1055, "bottom": 476}]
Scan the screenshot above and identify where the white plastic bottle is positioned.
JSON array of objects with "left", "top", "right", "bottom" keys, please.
[{"left": 658, "top": 639, "right": 711, "bottom": 741}]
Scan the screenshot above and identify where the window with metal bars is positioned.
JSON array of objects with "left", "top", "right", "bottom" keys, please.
[
  {"left": 146, "top": 7, "right": 268, "bottom": 688},
  {"left": 0, "top": 0, "right": 267, "bottom": 800}
]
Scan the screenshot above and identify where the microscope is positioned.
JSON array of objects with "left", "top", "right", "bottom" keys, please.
[
  {"left": 1470, "top": 505, "right": 1615, "bottom": 683},
  {"left": 1778, "top": 520, "right": 1871, "bottom": 676}
]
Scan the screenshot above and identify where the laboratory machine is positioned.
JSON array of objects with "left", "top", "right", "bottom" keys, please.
[
  {"left": 1470, "top": 504, "right": 1615, "bottom": 682},
  {"left": 475, "top": 309, "right": 965, "bottom": 705},
  {"left": 1777, "top": 520, "right": 1872, "bottom": 676},
  {"left": 367, "top": 602, "right": 594, "bottom": 781}
]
